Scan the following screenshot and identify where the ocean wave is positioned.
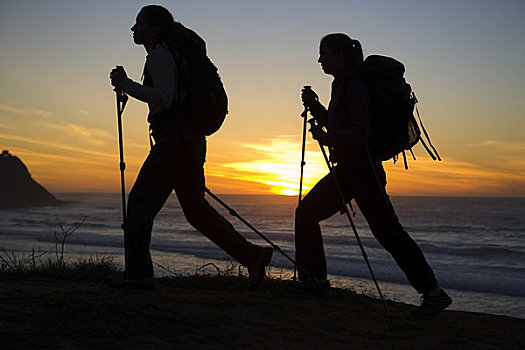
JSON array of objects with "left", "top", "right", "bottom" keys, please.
[
  {"left": 321, "top": 255, "right": 525, "bottom": 298},
  {"left": 417, "top": 243, "right": 525, "bottom": 262}
]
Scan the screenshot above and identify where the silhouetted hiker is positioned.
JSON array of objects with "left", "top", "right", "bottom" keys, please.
[
  {"left": 293, "top": 33, "right": 451, "bottom": 320},
  {"left": 107, "top": 5, "right": 272, "bottom": 290}
]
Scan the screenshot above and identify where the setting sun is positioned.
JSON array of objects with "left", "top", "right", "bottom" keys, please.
[
  {"left": 217, "top": 136, "right": 328, "bottom": 196},
  {"left": 280, "top": 189, "right": 299, "bottom": 196}
]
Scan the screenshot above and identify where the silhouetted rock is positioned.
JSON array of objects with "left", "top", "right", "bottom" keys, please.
[{"left": 0, "top": 150, "right": 62, "bottom": 209}]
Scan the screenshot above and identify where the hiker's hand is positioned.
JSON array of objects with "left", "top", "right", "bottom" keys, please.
[
  {"left": 301, "top": 87, "right": 319, "bottom": 111},
  {"left": 110, "top": 66, "right": 127, "bottom": 88},
  {"left": 309, "top": 122, "right": 329, "bottom": 144}
]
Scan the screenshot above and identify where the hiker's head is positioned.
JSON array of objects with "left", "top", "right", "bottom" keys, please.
[
  {"left": 319, "top": 33, "right": 363, "bottom": 76},
  {"left": 133, "top": 5, "right": 197, "bottom": 56},
  {"left": 132, "top": 5, "right": 179, "bottom": 50}
]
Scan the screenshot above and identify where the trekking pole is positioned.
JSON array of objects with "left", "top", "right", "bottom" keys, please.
[
  {"left": 298, "top": 86, "right": 312, "bottom": 204},
  {"left": 308, "top": 118, "right": 392, "bottom": 323},
  {"left": 204, "top": 187, "right": 317, "bottom": 282},
  {"left": 294, "top": 87, "right": 310, "bottom": 280},
  {"left": 114, "top": 67, "right": 129, "bottom": 230},
  {"left": 294, "top": 85, "right": 319, "bottom": 280}
]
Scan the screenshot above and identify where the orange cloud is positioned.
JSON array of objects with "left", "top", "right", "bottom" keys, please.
[{"left": 385, "top": 157, "right": 525, "bottom": 197}]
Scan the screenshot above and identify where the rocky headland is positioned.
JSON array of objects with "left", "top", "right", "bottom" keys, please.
[{"left": 0, "top": 150, "right": 62, "bottom": 209}]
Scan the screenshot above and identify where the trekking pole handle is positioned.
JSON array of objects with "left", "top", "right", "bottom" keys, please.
[
  {"left": 301, "top": 85, "right": 318, "bottom": 118},
  {"left": 113, "top": 66, "right": 129, "bottom": 103},
  {"left": 301, "top": 86, "right": 311, "bottom": 116},
  {"left": 302, "top": 85, "right": 318, "bottom": 100}
]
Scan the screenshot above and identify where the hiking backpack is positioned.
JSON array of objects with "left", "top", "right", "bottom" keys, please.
[
  {"left": 176, "top": 29, "right": 228, "bottom": 136},
  {"left": 148, "top": 28, "right": 228, "bottom": 136},
  {"left": 361, "top": 55, "right": 440, "bottom": 169}
]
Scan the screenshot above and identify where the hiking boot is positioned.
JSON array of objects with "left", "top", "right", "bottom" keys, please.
[
  {"left": 105, "top": 273, "right": 155, "bottom": 290},
  {"left": 248, "top": 247, "right": 273, "bottom": 292},
  {"left": 411, "top": 289, "right": 452, "bottom": 320},
  {"left": 286, "top": 278, "right": 330, "bottom": 297}
]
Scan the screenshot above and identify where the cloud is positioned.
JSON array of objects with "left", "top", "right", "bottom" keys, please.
[
  {"left": 0, "top": 102, "right": 116, "bottom": 147},
  {"left": 0, "top": 122, "right": 12, "bottom": 130},
  {"left": 0, "top": 104, "right": 53, "bottom": 118},
  {"left": 0, "top": 132, "right": 113, "bottom": 160},
  {"left": 467, "top": 139, "right": 525, "bottom": 151},
  {"left": 385, "top": 156, "right": 525, "bottom": 196},
  {"left": 43, "top": 122, "right": 112, "bottom": 146},
  {"left": 12, "top": 146, "right": 113, "bottom": 168}
]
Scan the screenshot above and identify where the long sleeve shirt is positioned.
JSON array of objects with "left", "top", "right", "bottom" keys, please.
[
  {"left": 117, "top": 45, "right": 178, "bottom": 117},
  {"left": 327, "top": 78, "right": 372, "bottom": 165}
]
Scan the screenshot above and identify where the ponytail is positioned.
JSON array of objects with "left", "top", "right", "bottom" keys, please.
[{"left": 321, "top": 33, "right": 364, "bottom": 68}]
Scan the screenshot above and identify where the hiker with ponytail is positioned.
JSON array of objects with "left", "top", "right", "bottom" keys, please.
[
  {"left": 295, "top": 33, "right": 451, "bottom": 320},
  {"left": 108, "top": 5, "right": 272, "bottom": 290}
]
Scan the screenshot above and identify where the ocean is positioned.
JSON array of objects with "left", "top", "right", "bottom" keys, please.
[{"left": 1, "top": 193, "right": 524, "bottom": 319}]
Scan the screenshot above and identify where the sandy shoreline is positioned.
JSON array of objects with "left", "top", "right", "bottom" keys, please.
[{"left": 1, "top": 271, "right": 524, "bottom": 350}]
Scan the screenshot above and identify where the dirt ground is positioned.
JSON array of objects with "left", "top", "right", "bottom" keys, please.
[{"left": 1, "top": 271, "right": 524, "bottom": 350}]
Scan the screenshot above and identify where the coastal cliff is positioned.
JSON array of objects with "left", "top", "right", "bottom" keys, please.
[{"left": 0, "top": 150, "right": 61, "bottom": 209}]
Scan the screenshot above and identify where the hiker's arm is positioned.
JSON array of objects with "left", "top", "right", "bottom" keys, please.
[
  {"left": 117, "top": 50, "right": 177, "bottom": 109},
  {"left": 308, "top": 101, "right": 328, "bottom": 126},
  {"left": 329, "top": 81, "right": 371, "bottom": 148},
  {"left": 309, "top": 122, "right": 330, "bottom": 146}
]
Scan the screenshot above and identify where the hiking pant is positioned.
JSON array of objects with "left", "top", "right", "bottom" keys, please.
[
  {"left": 295, "top": 163, "right": 438, "bottom": 294},
  {"left": 124, "top": 133, "right": 260, "bottom": 279}
]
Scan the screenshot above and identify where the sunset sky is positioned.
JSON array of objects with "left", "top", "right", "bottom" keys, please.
[{"left": 1, "top": 0, "right": 524, "bottom": 197}]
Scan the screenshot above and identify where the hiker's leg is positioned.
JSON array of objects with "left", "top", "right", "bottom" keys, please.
[
  {"left": 353, "top": 164, "right": 438, "bottom": 294},
  {"left": 174, "top": 137, "right": 262, "bottom": 267},
  {"left": 125, "top": 147, "right": 174, "bottom": 279},
  {"left": 295, "top": 173, "right": 341, "bottom": 281}
]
